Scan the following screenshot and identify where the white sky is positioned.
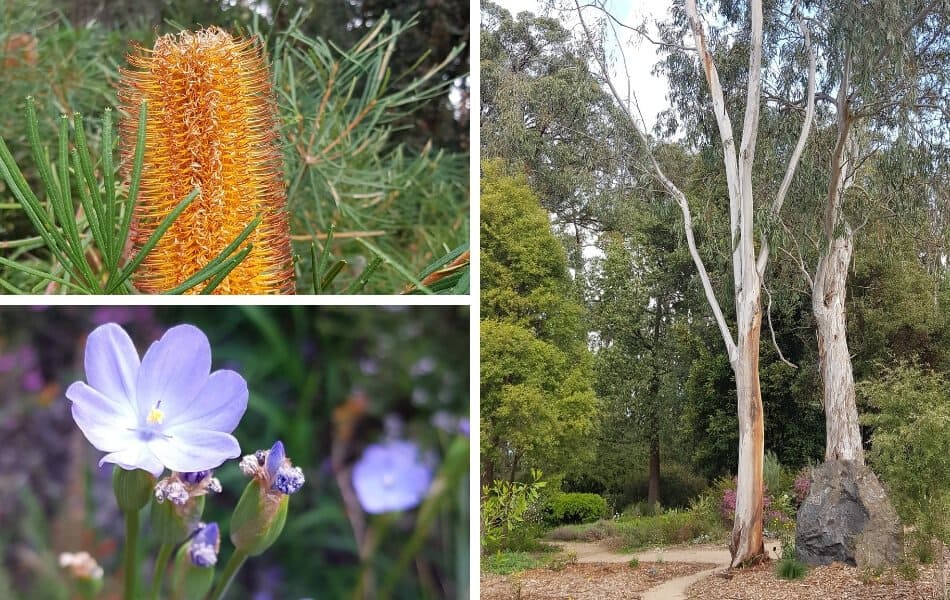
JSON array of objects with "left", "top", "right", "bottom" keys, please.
[{"left": 492, "top": 0, "right": 673, "bottom": 132}]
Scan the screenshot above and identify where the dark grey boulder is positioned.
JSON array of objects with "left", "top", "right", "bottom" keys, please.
[{"left": 795, "top": 459, "right": 902, "bottom": 568}]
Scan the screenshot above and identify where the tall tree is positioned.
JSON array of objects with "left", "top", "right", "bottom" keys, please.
[
  {"left": 481, "top": 1, "right": 618, "bottom": 260},
  {"left": 571, "top": 0, "right": 817, "bottom": 565},
  {"left": 480, "top": 161, "right": 599, "bottom": 485}
]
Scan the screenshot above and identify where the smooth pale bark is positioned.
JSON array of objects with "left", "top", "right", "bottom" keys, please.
[
  {"left": 575, "top": 0, "right": 812, "bottom": 567},
  {"left": 811, "top": 53, "right": 865, "bottom": 463},
  {"left": 813, "top": 232, "right": 864, "bottom": 462},
  {"left": 732, "top": 316, "right": 765, "bottom": 564}
]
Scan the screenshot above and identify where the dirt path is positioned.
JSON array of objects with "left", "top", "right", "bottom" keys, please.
[{"left": 552, "top": 541, "right": 735, "bottom": 600}]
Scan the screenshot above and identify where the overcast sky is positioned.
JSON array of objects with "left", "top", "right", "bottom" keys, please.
[{"left": 489, "top": 0, "right": 673, "bottom": 132}]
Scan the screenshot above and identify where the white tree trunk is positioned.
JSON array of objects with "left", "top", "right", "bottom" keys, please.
[
  {"left": 730, "top": 301, "right": 766, "bottom": 566},
  {"left": 813, "top": 231, "right": 864, "bottom": 462}
]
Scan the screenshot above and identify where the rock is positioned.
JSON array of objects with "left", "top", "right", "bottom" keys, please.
[{"left": 795, "top": 460, "right": 902, "bottom": 568}]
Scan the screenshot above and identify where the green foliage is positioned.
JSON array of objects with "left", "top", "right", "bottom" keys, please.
[
  {"left": 546, "top": 493, "right": 608, "bottom": 525},
  {"left": 763, "top": 450, "right": 784, "bottom": 496},
  {"left": 911, "top": 536, "right": 936, "bottom": 565},
  {"left": 627, "top": 557, "right": 640, "bottom": 568},
  {"left": 481, "top": 470, "right": 547, "bottom": 554},
  {"left": 480, "top": 162, "right": 598, "bottom": 481},
  {"left": 859, "top": 363, "right": 950, "bottom": 544},
  {"left": 775, "top": 557, "right": 808, "bottom": 580},
  {"left": 482, "top": 551, "right": 554, "bottom": 575},
  {"left": 897, "top": 560, "right": 920, "bottom": 581},
  {"left": 1, "top": 4, "right": 469, "bottom": 294}
]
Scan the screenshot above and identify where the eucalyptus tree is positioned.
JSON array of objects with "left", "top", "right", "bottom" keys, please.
[
  {"left": 570, "top": 0, "right": 816, "bottom": 565},
  {"left": 481, "top": 1, "right": 619, "bottom": 255}
]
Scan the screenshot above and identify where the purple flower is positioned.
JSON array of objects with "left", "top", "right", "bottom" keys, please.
[
  {"left": 352, "top": 440, "right": 434, "bottom": 514},
  {"left": 66, "top": 323, "right": 248, "bottom": 477},
  {"left": 189, "top": 522, "right": 220, "bottom": 567}
]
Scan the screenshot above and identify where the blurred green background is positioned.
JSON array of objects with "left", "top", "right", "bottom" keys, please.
[
  {"left": 0, "top": 0, "right": 470, "bottom": 293},
  {"left": 0, "top": 305, "right": 470, "bottom": 598}
]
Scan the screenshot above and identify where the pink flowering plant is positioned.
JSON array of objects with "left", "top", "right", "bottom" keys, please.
[{"left": 65, "top": 322, "right": 306, "bottom": 600}]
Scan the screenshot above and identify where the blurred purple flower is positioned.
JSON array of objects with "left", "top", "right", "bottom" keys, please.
[
  {"left": 66, "top": 323, "right": 248, "bottom": 477},
  {"left": 91, "top": 306, "right": 154, "bottom": 326},
  {"left": 21, "top": 369, "right": 44, "bottom": 393},
  {"left": 431, "top": 411, "right": 469, "bottom": 437},
  {"left": 352, "top": 440, "right": 433, "bottom": 514},
  {"left": 189, "top": 522, "right": 220, "bottom": 567}
]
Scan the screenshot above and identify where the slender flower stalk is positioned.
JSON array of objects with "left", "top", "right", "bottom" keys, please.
[{"left": 118, "top": 27, "right": 294, "bottom": 294}]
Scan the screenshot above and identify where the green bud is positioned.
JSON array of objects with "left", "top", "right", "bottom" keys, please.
[
  {"left": 74, "top": 575, "right": 103, "bottom": 600},
  {"left": 112, "top": 467, "right": 156, "bottom": 513},
  {"left": 150, "top": 495, "right": 206, "bottom": 545},
  {"left": 230, "top": 479, "right": 289, "bottom": 556},
  {"left": 170, "top": 545, "right": 214, "bottom": 599}
]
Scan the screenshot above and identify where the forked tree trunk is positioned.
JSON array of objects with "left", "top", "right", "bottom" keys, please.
[{"left": 813, "top": 232, "right": 864, "bottom": 462}]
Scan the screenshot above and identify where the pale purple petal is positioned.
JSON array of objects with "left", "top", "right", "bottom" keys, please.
[
  {"left": 136, "top": 325, "right": 211, "bottom": 418},
  {"left": 265, "top": 440, "right": 285, "bottom": 480},
  {"left": 147, "top": 430, "right": 240, "bottom": 473},
  {"left": 67, "top": 382, "right": 137, "bottom": 452},
  {"left": 162, "top": 370, "right": 247, "bottom": 433},
  {"left": 100, "top": 447, "right": 165, "bottom": 477},
  {"left": 352, "top": 440, "right": 434, "bottom": 514},
  {"left": 84, "top": 323, "right": 140, "bottom": 405}
]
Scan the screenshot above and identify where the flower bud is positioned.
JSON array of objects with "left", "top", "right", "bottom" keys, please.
[
  {"left": 230, "top": 441, "right": 302, "bottom": 555},
  {"left": 113, "top": 467, "right": 156, "bottom": 513},
  {"left": 170, "top": 525, "right": 217, "bottom": 599}
]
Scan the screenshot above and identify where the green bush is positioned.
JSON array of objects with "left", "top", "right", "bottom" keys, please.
[
  {"left": 763, "top": 450, "right": 784, "bottom": 495},
  {"left": 481, "top": 470, "right": 547, "bottom": 553},
  {"left": 775, "top": 557, "right": 808, "bottom": 580},
  {"left": 547, "top": 493, "right": 608, "bottom": 525},
  {"left": 859, "top": 363, "right": 950, "bottom": 545},
  {"left": 622, "top": 500, "right": 662, "bottom": 518}
]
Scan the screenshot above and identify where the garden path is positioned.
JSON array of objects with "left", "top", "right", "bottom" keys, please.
[{"left": 552, "top": 540, "right": 779, "bottom": 600}]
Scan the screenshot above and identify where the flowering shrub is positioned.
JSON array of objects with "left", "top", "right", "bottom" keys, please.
[{"left": 793, "top": 468, "right": 812, "bottom": 506}]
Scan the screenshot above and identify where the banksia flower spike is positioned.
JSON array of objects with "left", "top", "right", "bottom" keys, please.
[{"left": 118, "top": 27, "right": 294, "bottom": 294}]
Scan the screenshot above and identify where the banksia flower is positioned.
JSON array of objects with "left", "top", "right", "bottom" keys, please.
[{"left": 118, "top": 27, "right": 294, "bottom": 294}]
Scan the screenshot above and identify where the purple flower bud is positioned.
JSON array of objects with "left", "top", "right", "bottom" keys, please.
[
  {"left": 180, "top": 471, "right": 210, "bottom": 485},
  {"left": 272, "top": 466, "right": 305, "bottom": 495},
  {"left": 189, "top": 523, "right": 220, "bottom": 567},
  {"left": 265, "top": 441, "right": 285, "bottom": 481}
]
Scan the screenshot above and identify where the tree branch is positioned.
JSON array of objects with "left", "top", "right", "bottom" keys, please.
[
  {"left": 574, "top": 0, "right": 738, "bottom": 360},
  {"left": 757, "top": 8, "right": 816, "bottom": 276}
]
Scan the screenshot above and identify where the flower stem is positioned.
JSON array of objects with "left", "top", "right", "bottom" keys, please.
[
  {"left": 150, "top": 542, "right": 174, "bottom": 600},
  {"left": 123, "top": 510, "right": 140, "bottom": 600},
  {"left": 206, "top": 548, "right": 248, "bottom": 600}
]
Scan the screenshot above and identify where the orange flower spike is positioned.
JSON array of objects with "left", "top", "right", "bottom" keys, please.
[{"left": 118, "top": 28, "right": 294, "bottom": 294}]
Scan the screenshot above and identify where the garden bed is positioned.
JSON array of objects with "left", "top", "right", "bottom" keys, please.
[
  {"left": 481, "top": 561, "right": 718, "bottom": 599},
  {"left": 687, "top": 550, "right": 949, "bottom": 599}
]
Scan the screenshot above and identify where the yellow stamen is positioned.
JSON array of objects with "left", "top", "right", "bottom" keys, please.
[
  {"left": 147, "top": 408, "right": 165, "bottom": 425},
  {"left": 118, "top": 27, "right": 294, "bottom": 294}
]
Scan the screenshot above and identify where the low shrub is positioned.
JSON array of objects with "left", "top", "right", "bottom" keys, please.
[
  {"left": 792, "top": 467, "right": 812, "bottom": 507},
  {"left": 622, "top": 500, "right": 662, "bottom": 518},
  {"left": 897, "top": 560, "right": 919, "bottom": 581},
  {"left": 546, "top": 520, "right": 619, "bottom": 542},
  {"left": 547, "top": 492, "right": 608, "bottom": 525},
  {"left": 911, "top": 536, "right": 936, "bottom": 564},
  {"left": 482, "top": 552, "right": 546, "bottom": 575},
  {"left": 627, "top": 557, "right": 639, "bottom": 568},
  {"left": 775, "top": 557, "right": 808, "bottom": 580}
]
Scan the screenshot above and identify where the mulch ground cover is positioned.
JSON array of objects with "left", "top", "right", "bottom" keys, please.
[
  {"left": 687, "top": 550, "right": 948, "bottom": 599},
  {"left": 481, "top": 561, "right": 718, "bottom": 599}
]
